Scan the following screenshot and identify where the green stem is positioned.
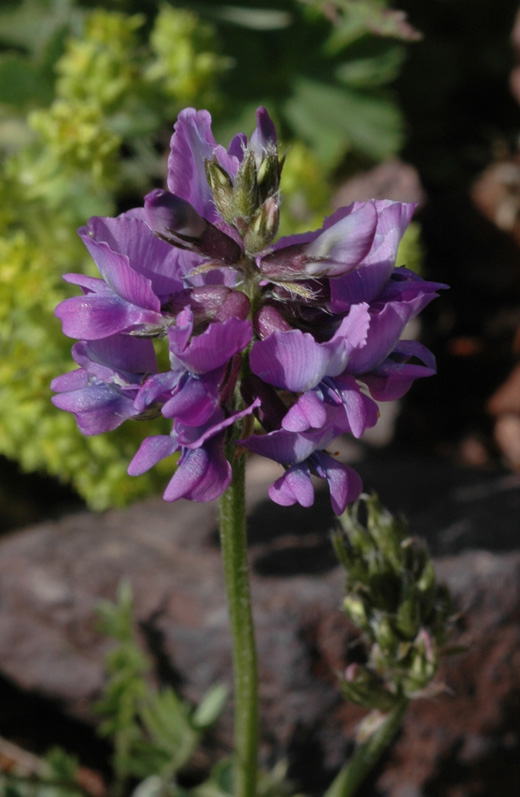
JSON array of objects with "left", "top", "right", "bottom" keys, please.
[
  {"left": 324, "top": 699, "right": 408, "bottom": 797},
  {"left": 219, "top": 443, "right": 259, "bottom": 797}
]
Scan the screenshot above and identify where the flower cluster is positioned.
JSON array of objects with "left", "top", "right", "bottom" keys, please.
[{"left": 52, "top": 107, "right": 444, "bottom": 514}]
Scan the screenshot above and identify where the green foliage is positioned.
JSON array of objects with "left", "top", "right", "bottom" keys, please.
[
  {"left": 0, "top": 747, "right": 83, "bottom": 797},
  {"left": 95, "top": 582, "right": 228, "bottom": 795}
]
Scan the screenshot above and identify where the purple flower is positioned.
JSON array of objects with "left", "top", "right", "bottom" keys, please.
[{"left": 52, "top": 106, "right": 446, "bottom": 512}]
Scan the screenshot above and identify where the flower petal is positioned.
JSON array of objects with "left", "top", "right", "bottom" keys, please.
[
  {"left": 250, "top": 329, "right": 331, "bottom": 392},
  {"left": 163, "top": 436, "right": 231, "bottom": 502},
  {"left": 269, "top": 462, "right": 315, "bottom": 508},
  {"left": 128, "top": 435, "right": 178, "bottom": 475}
]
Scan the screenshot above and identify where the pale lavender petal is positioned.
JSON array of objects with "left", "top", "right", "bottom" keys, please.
[
  {"left": 302, "top": 201, "right": 378, "bottom": 277},
  {"left": 128, "top": 435, "right": 178, "bottom": 475},
  {"left": 362, "top": 201, "right": 416, "bottom": 267},
  {"left": 269, "top": 462, "right": 315, "bottom": 508},
  {"left": 250, "top": 330, "right": 331, "bottom": 392},
  {"left": 163, "top": 437, "right": 231, "bottom": 502}
]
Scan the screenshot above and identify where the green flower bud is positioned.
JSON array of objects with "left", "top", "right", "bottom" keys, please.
[
  {"left": 343, "top": 594, "right": 369, "bottom": 630},
  {"left": 244, "top": 196, "right": 280, "bottom": 254},
  {"left": 205, "top": 157, "right": 235, "bottom": 225},
  {"left": 395, "top": 593, "right": 420, "bottom": 639},
  {"left": 232, "top": 148, "right": 259, "bottom": 227},
  {"left": 342, "top": 664, "right": 396, "bottom": 711},
  {"left": 402, "top": 630, "right": 438, "bottom": 695}
]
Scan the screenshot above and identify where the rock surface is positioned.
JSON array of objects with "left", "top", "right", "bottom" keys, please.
[{"left": 1, "top": 450, "right": 520, "bottom": 795}]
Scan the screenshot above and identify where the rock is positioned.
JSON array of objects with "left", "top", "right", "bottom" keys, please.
[{"left": 1, "top": 452, "right": 520, "bottom": 795}]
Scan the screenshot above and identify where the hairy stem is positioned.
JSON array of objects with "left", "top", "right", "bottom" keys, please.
[
  {"left": 324, "top": 699, "right": 408, "bottom": 797},
  {"left": 219, "top": 443, "right": 259, "bottom": 797}
]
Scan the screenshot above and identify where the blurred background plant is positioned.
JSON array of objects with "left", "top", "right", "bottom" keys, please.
[{"left": 0, "top": 0, "right": 420, "bottom": 510}]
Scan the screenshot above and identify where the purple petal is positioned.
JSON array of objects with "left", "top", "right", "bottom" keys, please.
[
  {"left": 169, "top": 316, "right": 252, "bottom": 374},
  {"left": 269, "top": 462, "right": 315, "bottom": 508},
  {"left": 363, "top": 201, "right": 416, "bottom": 267},
  {"left": 327, "top": 201, "right": 417, "bottom": 311},
  {"left": 163, "top": 436, "right": 231, "bottom": 502},
  {"left": 134, "top": 372, "right": 181, "bottom": 413},
  {"left": 249, "top": 106, "right": 277, "bottom": 155},
  {"left": 363, "top": 340, "right": 436, "bottom": 401},
  {"left": 282, "top": 391, "right": 328, "bottom": 432},
  {"left": 323, "top": 375, "right": 379, "bottom": 439},
  {"left": 52, "top": 384, "right": 138, "bottom": 435},
  {"left": 55, "top": 293, "right": 164, "bottom": 340},
  {"left": 347, "top": 284, "right": 439, "bottom": 375},
  {"left": 167, "top": 108, "right": 240, "bottom": 227},
  {"left": 250, "top": 330, "right": 331, "bottom": 392},
  {"left": 72, "top": 335, "right": 157, "bottom": 376},
  {"left": 128, "top": 435, "right": 178, "bottom": 475},
  {"left": 239, "top": 425, "right": 337, "bottom": 466},
  {"left": 79, "top": 220, "right": 160, "bottom": 311},
  {"left": 302, "top": 201, "right": 378, "bottom": 277},
  {"left": 162, "top": 370, "right": 224, "bottom": 426},
  {"left": 51, "top": 369, "right": 88, "bottom": 393},
  {"left": 311, "top": 452, "right": 363, "bottom": 515}
]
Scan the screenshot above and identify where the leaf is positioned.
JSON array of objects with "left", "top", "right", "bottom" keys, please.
[
  {"left": 335, "top": 45, "right": 405, "bottom": 88},
  {"left": 284, "top": 77, "right": 403, "bottom": 168},
  {"left": 186, "top": 3, "right": 292, "bottom": 30},
  {"left": 192, "top": 684, "right": 228, "bottom": 730}
]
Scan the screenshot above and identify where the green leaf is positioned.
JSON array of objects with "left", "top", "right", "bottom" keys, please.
[
  {"left": 335, "top": 46, "right": 405, "bottom": 88},
  {"left": 284, "top": 77, "right": 403, "bottom": 168},
  {"left": 192, "top": 684, "right": 228, "bottom": 730}
]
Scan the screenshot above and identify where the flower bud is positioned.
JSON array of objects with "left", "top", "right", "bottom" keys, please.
[
  {"left": 402, "top": 630, "right": 438, "bottom": 695},
  {"left": 204, "top": 157, "right": 235, "bottom": 224},
  {"left": 232, "top": 147, "right": 259, "bottom": 227},
  {"left": 253, "top": 304, "right": 292, "bottom": 339},
  {"left": 343, "top": 594, "right": 369, "bottom": 630},
  {"left": 341, "top": 663, "right": 396, "bottom": 711},
  {"left": 244, "top": 196, "right": 280, "bottom": 254},
  {"left": 145, "top": 189, "right": 242, "bottom": 264}
]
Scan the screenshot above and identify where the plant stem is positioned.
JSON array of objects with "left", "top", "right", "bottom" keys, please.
[
  {"left": 324, "top": 699, "right": 408, "bottom": 797},
  {"left": 219, "top": 443, "right": 259, "bottom": 797}
]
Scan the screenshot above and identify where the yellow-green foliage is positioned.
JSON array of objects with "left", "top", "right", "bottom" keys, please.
[
  {"left": 277, "top": 141, "right": 332, "bottom": 236},
  {"left": 146, "top": 5, "right": 232, "bottom": 108}
]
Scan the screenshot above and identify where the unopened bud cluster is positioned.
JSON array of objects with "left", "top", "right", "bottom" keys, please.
[{"left": 334, "top": 494, "right": 452, "bottom": 710}]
